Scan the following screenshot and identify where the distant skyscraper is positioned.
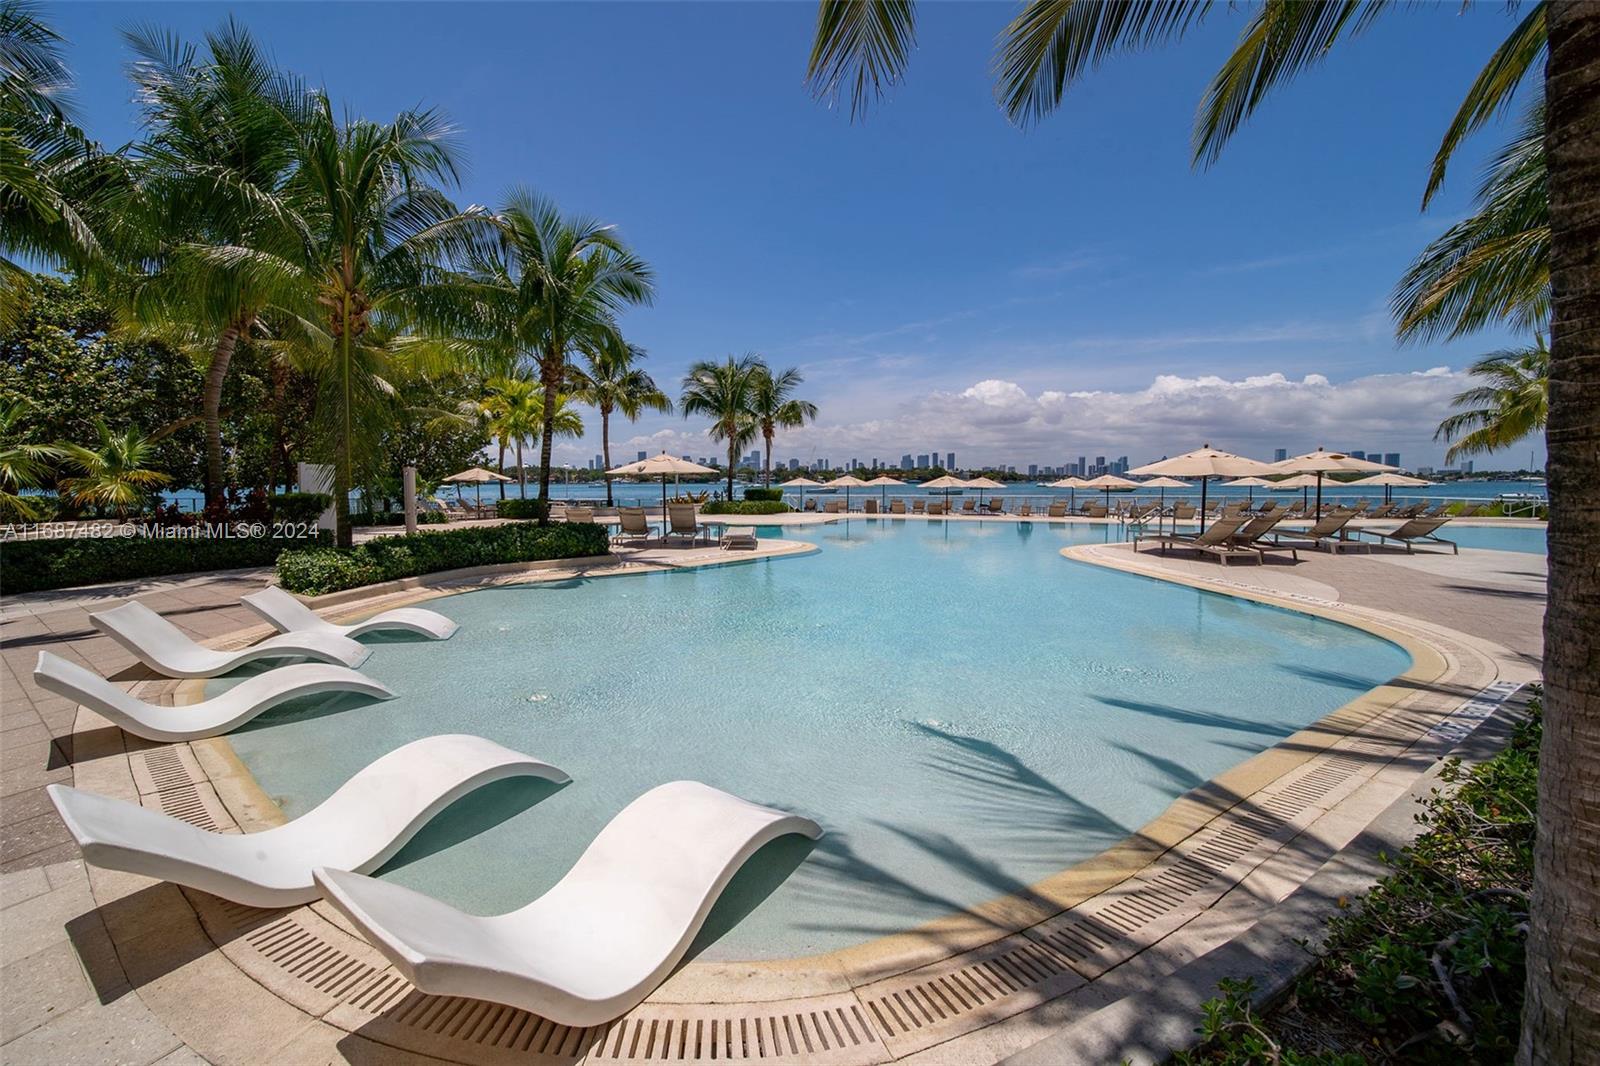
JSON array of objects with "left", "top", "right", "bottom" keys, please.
[
  {"left": 788, "top": 458, "right": 800, "bottom": 470},
  {"left": 637, "top": 450, "right": 648, "bottom": 462},
  {"left": 916, "top": 453, "right": 929, "bottom": 468},
  {"left": 1027, "top": 464, "right": 1038, "bottom": 477},
  {"left": 900, "top": 453, "right": 913, "bottom": 469},
  {"left": 849, "top": 458, "right": 858, "bottom": 469},
  {"left": 1348, "top": 450, "right": 1366, "bottom": 460},
  {"left": 1463, "top": 460, "right": 1474, "bottom": 474},
  {"left": 946, "top": 452, "right": 955, "bottom": 470},
  {"left": 593, "top": 454, "right": 603, "bottom": 470},
  {"left": 1273, "top": 448, "right": 1287, "bottom": 463},
  {"left": 1077, "top": 456, "right": 1087, "bottom": 477},
  {"left": 1384, "top": 452, "right": 1401, "bottom": 469}
]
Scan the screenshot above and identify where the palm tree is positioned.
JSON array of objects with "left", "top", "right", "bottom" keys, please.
[
  {"left": 57, "top": 421, "right": 171, "bottom": 519},
  {"left": 481, "top": 377, "right": 584, "bottom": 492},
  {"left": 479, "top": 375, "right": 529, "bottom": 497},
  {"left": 1435, "top": 338, "right": 1548, "bottom": 465},
  {"left": 473, "top": 190, "right": 654, "bottom": 512},
  {"left": 0, "top": 397, "right": 61, "bottom": 520},
  {"left": 680, "top": 354, "right": 763, "bottom": 499},
  {"left": 749, "top": 364, "right": 817, "bottom": 486},
  {"left": 273, "top": 94, "right": 488, "bottom": 547},
  {"left": 802, "top": 2, "right": 1600, "bottom": 1054},
  {"left": 115, "top": 19, "right": 309, "bottom": 508},
  {"left": 1393, "top": 100, "right": 1547, "bottom": 343},
  {"left": 570, "top": 336, "right": 671, "bottom": 504}
]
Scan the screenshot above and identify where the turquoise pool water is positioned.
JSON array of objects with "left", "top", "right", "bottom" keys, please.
[
  {"left": 220, "top": 518, "right": 1411, "bottom": 960},
  {"left": 1435, "top": 524, "right": 1547, "bottom": 554}
]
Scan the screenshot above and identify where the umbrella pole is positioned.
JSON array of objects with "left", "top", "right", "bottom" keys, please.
[
  {"left": 1316, "top": 473, "right": 1323, "bottom": 516},
  {"left": 1199, "top": 478, "right": 1209, "bottom": 530}
]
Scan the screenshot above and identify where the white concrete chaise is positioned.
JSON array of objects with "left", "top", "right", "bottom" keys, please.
[
  {"left": 243, "top": 585, "right": 459, "bottom": 641},
  {"left": 33, "top": 651, "right": 393, "bottom": 743},
  {"left": 315, "top": 781, "right": 822, "bottom": 1026},
  {"left": 48, "top": 735, "right": 569, "bottom": 907},
  {"left": 90, "top": 600, "right": 369, "bottom": 678}
]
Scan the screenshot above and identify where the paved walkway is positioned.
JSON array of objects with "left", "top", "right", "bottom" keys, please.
[{"left": 0, "top": 533, "right": 1544, "bottom": 1064}]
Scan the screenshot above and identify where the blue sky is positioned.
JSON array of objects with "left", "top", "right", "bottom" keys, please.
[{"left": 51, "top": 2, "right": 1542, "bottom": 470}]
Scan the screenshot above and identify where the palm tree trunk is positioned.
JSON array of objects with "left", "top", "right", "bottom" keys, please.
[
  {"left": 334, "top": 317, "right": 353, "bottom": 549},
  {"left": 497, "top": 441, "right": 507, "bottom": 499},
  {"left": 201, "top": 324, "right": 241, "bottom": 507},
  {"left": 536, "top": 348, "right": 560, "bottom": 524},
  {"left": 516, "top": 439, "right": 526, "bottom": 491},
  {"left": 601, "top": 406, "right": 614, "bottom": 506},
  {"left": 764, "top": 429, "right": 773, "bottom": 487},
  {"left": 1520, "top": 3, "right": 1600, "bottom": 1059},
  {"left": 726, "top": 433, "right": 736, "bottom": 500}
]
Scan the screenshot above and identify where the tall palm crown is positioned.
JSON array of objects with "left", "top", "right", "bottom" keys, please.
[
  {"left": 57, "top": 421, "right": 171, "bottom": 519},
  {"left": 749, "top": 365, "right": 817, "bottom": 486},
  {"left": 474, "top": 189, "right": 654, "bottom": 510},
  {"left": 570, "top": 336, "right": 671, "bottom": 504},
  {"left": 481, "top": 376, "right": 583, "bottom": 491},
  {"left": 117, "top": 20, "right": 310, "bottom": 505},
  {"left": 0, "top": 396, "right": 61, "bottom": 519},
  {"left": 680, "top": 354, "right": 764, "bottom": 499},
  {"left": 1435, "top": 338, "right": 1549, "bottom": 464}
]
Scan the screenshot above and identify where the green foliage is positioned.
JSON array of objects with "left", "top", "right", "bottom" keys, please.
[
  {"left": 1, "top": 530, "right": 327, "bottom": 594},
  {"left": 276, "top": 521, "right": 609, "bottom": 595},
  {"left": 741, "top": 487, "right": 784, "bottom": 502},
  {"left": 269, "top": 493, "right": 329, "bottom": 524},
  {"left": 495, "top": 498, "right": 549, "bottom": 520},
  {"left": 1179, "top": 699, "right": 1541, "bottom": 1064},
  {"left": 699, "top": 499, "right": 789, "bottom": 515}
]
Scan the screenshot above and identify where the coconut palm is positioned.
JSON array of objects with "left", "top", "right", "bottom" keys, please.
[
  {"left": 115, "top": 19, "right": 310, "bottom": 507},
  {"left": 1393, "top": 100, "right": 1548, "bottom": 343},
  {"left": 749, "top": 364, "right": 816, "bottom": 486},
  {"left": 0, "top": 397, "right": 62, "bottom": 520},
  {"left": 570, "top": 336, "right": 671, "bottom": 504},
  {"left": 1435, "top": 338, "right": 1549, "bottom": 465},
  {"left": 473, "top": 189, "right": 654, "bottom": 510},
  {"left": 803, "top": 5, "right": 1600, "bottom": 1050},
  {"left": 57, "top": 421, "right": 171, "bottom": 519},
  {"left": 481, "top": 377, "right": 583, "bottom": 492},
  {"left": 680, "top": 354, "right": 763, "bottom": 499}
]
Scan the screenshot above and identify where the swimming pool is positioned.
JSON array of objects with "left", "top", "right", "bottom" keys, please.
[
  {"left": 219, "top": 518, "right": 1411, "bottom": 960},
  {"left": 1435, "top": 524, "right": 1547, "bottom": 554}
]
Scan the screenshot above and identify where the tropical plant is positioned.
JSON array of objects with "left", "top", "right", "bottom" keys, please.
[
  {"left": 115, "top": 19, "right": 310, "bottom": 507},
  {"left": 57, "top": 421, "right": 171, "bottom": 518},
  {"left": 1394, "top": 100, "right": 1548, "bottom": 343},
  {"left": 0, "top": 396, "right": 60, "bottom": 519},
  {"left": 0, "top": 0, "right": 105, "bottom": 326},
  {"left": 801, "top": 1, "right": 1599, "bottom": 1055},
  {"left": 570, "top": 335, "right": 671, "bottom": 504},
  {"left": 680, "top": 354, "right": 764, "bottom": 498},
  {"left": 473, "top": 189, "right": 654, "bottom": 510},
  {"left": 749, "top": 364, "right": 816, "bottom": 486},
  {"left": 482, "top": 376, "right": 583, "bottom": 491},
  {"left": 1435, "top": 338, "right": 1549, "bottom": 464}
]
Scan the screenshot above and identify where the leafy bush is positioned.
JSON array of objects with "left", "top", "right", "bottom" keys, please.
[
  {"left": 741, "top": 487, "right": 784, "bottom": 502},
  {"left": 349, "top": 509, "right": 446, "bottom": 527},
  {"left": 271, "top": 493, "right": 330, "bottom": 524},
  {"left": 496, "top": 498, "right": 549, "bottom": 521},
  {"left": 1178, "top": 697, "right": 1540, "bottom": 1065},
  {"left": 699, "top": 500, "right": 790, "bottom": 515},
  {"left": 1, "top": 530, "right": 329, "bottom": 594},
  {"left": 276, "top": 521, "right": 610, "bottom": 595}
]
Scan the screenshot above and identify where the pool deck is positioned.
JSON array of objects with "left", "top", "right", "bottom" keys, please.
[{"left": 0, "top": 521, "right": 1544, "bottom": 1064}]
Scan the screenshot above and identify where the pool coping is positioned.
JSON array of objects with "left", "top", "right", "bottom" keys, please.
[{"left": 63, "top": 532, "right": 1537, "bottom": 1064}]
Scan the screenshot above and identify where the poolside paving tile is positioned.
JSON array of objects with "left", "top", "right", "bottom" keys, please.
[
  {"left": 0, "top": 866, "right": 49, "bottom": 909},
  {"left": 0, "top": 867, "right": 93, "bottom": 963},
  {"left": 0, "top": 986, "right": 183, "bottom": 1066},
  {"left": 0, "top": 938, "right": 99, "bottom": 1043}
]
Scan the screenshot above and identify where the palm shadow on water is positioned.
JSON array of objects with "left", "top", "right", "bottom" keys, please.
[
  {"left": 1092, "top": 694, "right": 1298, "bottom": 738},
  {"left": 376, "top": 775, "right": 570, "bottom": 873}
]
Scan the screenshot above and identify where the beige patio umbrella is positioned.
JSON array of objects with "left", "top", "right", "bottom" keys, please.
[
  {"left": 963, "top": 476, "right": 1005, "bottom": 508},
  {"left": 782, "top": 476, "right": 824, "bottom": 509},
  {"left": 1046, "top": 475, "right": 1087, "bottom": 509},
  {"left": 607, "top": 453, "right": 718, "bottom": 516},
  {"left": 1348, "top": 471, "right": 1434, "bottom": 503},
  {"left": 863, "top": 474, "right": 906, "bottom": 508},
  {"left": 1138, "top": 476, "right": 1192, "bottom": 518},
  {"left": 1223, "top": 475, "right": 1276, "bottom": 504},
  {"left": 1131, "top": 445, "right": 1276, "bottom": 524},
  {"left": 1272, "top": 448, "right": 1395, "bottom": 516},
  {"left": 440, "top": 466, "right": 512, "bottom": 515},
  {"left": 1268, "top": 472, "right": 1323, "bottom": 511},
  {"left": 921, "top": 474, "right": 968, "bottom": 509},
  {"left": 1079, "top": 473, "right": 1140, "bottom": 512},
  {"left": 826, "top": 474, "right": 869, "bottom": 509}
]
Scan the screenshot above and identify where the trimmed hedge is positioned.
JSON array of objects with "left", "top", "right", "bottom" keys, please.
[
  {"left": 350, "top": 510, "right": 448, "bottom": 527},
  {"left": 276, "top": 521, "right": 611, "bottom": 595},
  {"left": 699, "top": 500, "right": 790, "bottom": 515},
  {"left": 496, "top": 498, "right": 549, "bottom": 521},
  {"left": 271, "top": 493, "right": 331, "bottom": 524},
  {"left": 741, "top": 487, "right": 785, "bottom": 502},
  {"left": 1, "top": 530, "right": 330, "bottom": 595}
]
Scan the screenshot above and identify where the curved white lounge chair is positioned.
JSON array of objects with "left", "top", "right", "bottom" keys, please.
[
  {"left": 243, "top": 586, "right": 459, "bottom": 641},
  {"left": 33, "top": 651, "right": 393, "bottom": 742},
  {"left": 315, "top": 781, "right": 822, "bottom": 1026},
  {"left": 48, "top": 735, "right": 568, "bottom": 907},
  {"left": 90, "top": 600, "right": 369, "bottom": 678}
]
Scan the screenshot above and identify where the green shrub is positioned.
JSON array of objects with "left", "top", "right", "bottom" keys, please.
[
  {"left": 496, "top": 498, "right": 549, "bottom": 521},
  {"left": 1, "top": 529, "right": 329, "bottom": 594},
  {"left": 741, "top": 487, "right": 784, "bottom": 502},
  {"left": 270, "top": 493, "right": 330, "bottom": 524},
  {"left": 350, "top": 510, "right": 447, "bottom": 526},
  {"left": 276, "top": 521, "right": 610, "bottom": 595},
  {"left": 700, "top": 500, "right": 790, "bottom": 515}
]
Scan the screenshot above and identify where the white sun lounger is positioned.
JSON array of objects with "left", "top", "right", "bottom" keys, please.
[
  {"left": 243, "top": 585, "right": 458, "bottom": 641},
  {"left": 90, "top": 600, "right": 369, "bottom": 678},
  {"left": 32, "top": 651, "right": 393, "bottom": 743},
  {"left": 315, "top": 781, "right": 822, "bottom": 1025},
  {"left": 47, "top": 735, "right": 569, "bottom": 908}
]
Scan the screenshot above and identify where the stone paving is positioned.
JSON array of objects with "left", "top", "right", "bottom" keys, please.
[{"left": 0, "top": 522, "right": 1546, "bottom": 1065}]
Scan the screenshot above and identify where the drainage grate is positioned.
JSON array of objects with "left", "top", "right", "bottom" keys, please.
[{"left": 140, "top": 748, "right": 222, "bottom": 831}]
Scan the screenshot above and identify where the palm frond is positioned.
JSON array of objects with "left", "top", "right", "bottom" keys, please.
[{"left": 807, "top": 0, "right": 918, "bottom": 119}]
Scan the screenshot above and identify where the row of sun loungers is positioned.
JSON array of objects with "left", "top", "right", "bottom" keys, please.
[
  {"left": 1135, "top": 512, "right": 1461, "bottom": 564},
  {"left": 46, "top": 588, "right": 820, "bottom": 1025}
]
